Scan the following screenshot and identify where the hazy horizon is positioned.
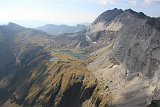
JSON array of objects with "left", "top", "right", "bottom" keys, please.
[{"left": 0, "top": 0, "right": 160, "bottom": 28}]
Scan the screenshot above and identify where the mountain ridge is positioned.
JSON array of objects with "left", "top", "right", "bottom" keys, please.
[
  {"left": 86, "top": 8, "right": 160, "bottom": 106},
  {"left": 37, "top": 24, "right": 88, "bottom": 35},
  {"left": 0, "top": 8, "right": 160, "bottom": 107}
]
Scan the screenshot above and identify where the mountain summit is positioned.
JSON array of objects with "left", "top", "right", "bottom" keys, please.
[
  {"left": 86, "top": 8, "right": 160, "bottom": 106},
  {"left": 0, "top": 8, "right": 160, "bottom": 107}
]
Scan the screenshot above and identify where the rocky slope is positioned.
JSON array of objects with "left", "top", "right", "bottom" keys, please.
[
  {"left": 1, "top": 8, "right": 160, "bottom": 107},
  {"left": 87, "top": 8, "right": 160, "bottom": 106},
  {"left": 51, "top": 31, "right": 89, "bottom": 50}
]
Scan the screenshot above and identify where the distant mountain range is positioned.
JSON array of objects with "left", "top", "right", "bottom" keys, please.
[
  {"left": 0, "top": 9, "right": 160, "bottom": 107},
  {"left": 37, "top": 23, "right": 89, "bottom": 35}
]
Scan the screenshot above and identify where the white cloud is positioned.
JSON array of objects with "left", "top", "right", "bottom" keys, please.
[
  {"left": 144, "top": 0, "right": 160, "bottom": 4},
  {"left": 89, "top": 0, "right": 117, "bottom": 5},
  {"left": 129, "top": 0, "right": 137, "bottom": 5}
]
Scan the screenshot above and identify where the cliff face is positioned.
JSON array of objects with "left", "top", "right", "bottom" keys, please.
[
  {"left": 1, "top": 8, "right": 160, "bottom": 107},
  {"left": 87, "top": 9, "right": 160, "bottom": 106},
  {"left": 87, "top": 8, "right": 160, "bottom": 77}
]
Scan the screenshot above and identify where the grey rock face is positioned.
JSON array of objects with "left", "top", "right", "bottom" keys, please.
[
  {"left": 87, "top": 8, "right": 160, "bottom": 106},
  {"left": 93, "top": 8, "right": 123, "bottom": 25},
  {"left": 112, "top": 18, "right": 160, "bottom": 79},
  {"left": 88, "top": 8, "right": 160, "bottom": 79}
]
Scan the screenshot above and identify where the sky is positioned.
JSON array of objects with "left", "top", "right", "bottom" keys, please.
[{"left": 0, "top": 0, "right": 160, "bottom": 28}]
